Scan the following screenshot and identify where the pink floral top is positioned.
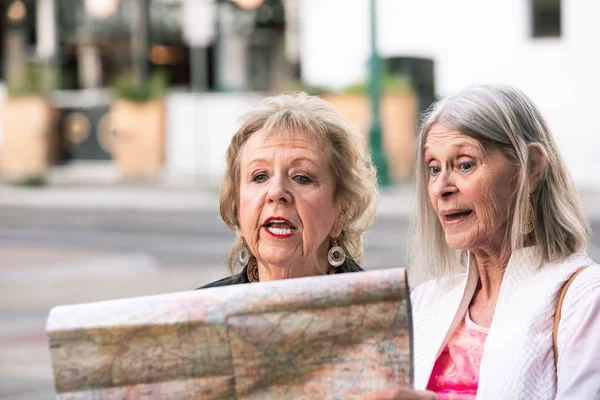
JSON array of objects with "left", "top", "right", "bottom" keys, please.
[{"left": 426, "top": 311, "right": 489, "bottom": 399}]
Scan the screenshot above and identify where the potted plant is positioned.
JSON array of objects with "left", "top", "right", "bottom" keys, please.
[
  {"left": 322, "top": 75, "right": 418, "bottom": 182},
  {"left": 109, "top": 70, "right": 167, "bottom": 179},
  {"left": 0, "top": 64, "right": 60, "bottom": 181}
]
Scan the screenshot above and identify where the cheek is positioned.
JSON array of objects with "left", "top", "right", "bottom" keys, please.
[
  {"left": 427, "top": 182, "right": 439, "bottom": 211},
  {"left": 300, "top": 193, "right": 337, "bottom": 235},
  {"left": 470, "top": 181, "right": 504, "bottom": 226},
  {"left": 477, "top": 158, "right": 519, "bottom": 223},
  {"left": 238, "top": 187, "right": 261, "bottom": 232},
  {"left": 489, "top": 188, "right": 513, "bottom": 221}
]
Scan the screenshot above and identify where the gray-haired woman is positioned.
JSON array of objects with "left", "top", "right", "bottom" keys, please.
[
  {"left": 201, "top": 92, "right": 378, "bottom": 287},
  {"left": 373, "top": 84, "right": 600, "bottom": 399}
]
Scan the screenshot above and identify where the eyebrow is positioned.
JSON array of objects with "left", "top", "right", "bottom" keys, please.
[
  {"left": 245, "top": 156, "right": 321, "bottom": 169},
  {"left": 424, "top": 140, "right": 482, "bottom": 153}
]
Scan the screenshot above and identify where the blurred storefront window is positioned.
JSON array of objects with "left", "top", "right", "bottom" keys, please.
[
  {"left": 215, "top": 0, "right": 286, "bottom": 92},
  {"left": 150, "top": 0, "right": 191, "bottom": 87},
  {"left": 247, "top": 0, "right": 285, "bottom": 91},
  {"left": 531, "top": 0, "right": 561, "bottom": 38},
  {"left": 1, "top": 0, "right": 291, "bottom": 93}
]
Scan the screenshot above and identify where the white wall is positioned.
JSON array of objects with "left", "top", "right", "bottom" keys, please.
[
  {"left": 300, "top": 0, "right": 369, "bottom": 90},
  {"left": 165, "top": 92, "right": 262, "bottom": 181},
  {"left": 300, "top": 0, "right": 600, "bottom": 188}
]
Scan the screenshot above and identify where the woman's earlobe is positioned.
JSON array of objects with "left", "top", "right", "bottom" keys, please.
[
  {"left": 330, "top": 211, "right": 345, "bottom": 238},
  {"left": 331, "top": 202, "right": 346, "bottom": 237}
]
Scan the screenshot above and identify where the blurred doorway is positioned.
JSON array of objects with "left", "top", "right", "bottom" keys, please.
[
  {"left": 247, "top": 0, "right": 286, "bottom": 91},
  {"left": 59, "top": 103, "right": 112, "bottom": 161},
  {"left": 386, "top": 57, "right": 436, "bottom": 116}
]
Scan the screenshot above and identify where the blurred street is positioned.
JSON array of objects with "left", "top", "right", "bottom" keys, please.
[
  {"left": 0, "top": 182, "right": 599, "bottom": 399},
  {"left": 0, "top": 183, "right": 412, "bottom": 399}
]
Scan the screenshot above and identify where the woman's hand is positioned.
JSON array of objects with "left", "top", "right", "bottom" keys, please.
[{"left": 365, "top": 388, "right": 437, "bottom": 400}]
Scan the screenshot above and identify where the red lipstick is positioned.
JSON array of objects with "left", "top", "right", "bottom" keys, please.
[{"left": 262, "top": 216, "right": 296, "bottom": 238}]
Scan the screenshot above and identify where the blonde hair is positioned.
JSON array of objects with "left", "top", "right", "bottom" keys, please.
[
  {"left": 220, "top": 92, "right": 379, "bottom": 273},
  {"left": 409, "top": 84, "right": 590, "bottom": 285}
]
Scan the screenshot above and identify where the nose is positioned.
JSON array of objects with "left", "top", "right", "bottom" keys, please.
[
  {"left": 430, "top": 170, "right": 458, "bottom": 199},
  {"left": 266, "top": 174, "right": 293, "bottom": 204}
]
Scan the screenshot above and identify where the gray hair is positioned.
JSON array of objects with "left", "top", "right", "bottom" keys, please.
[
  {"left": 409, "top": 84, "right": 590, "bottom": 285},
  {"left": 220, "top": 92, "right": 379, "bottom": 273}
]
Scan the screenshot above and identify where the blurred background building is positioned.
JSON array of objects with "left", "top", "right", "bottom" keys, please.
[
  {"left": 303, "top": 0, "right": 600, "bottom": 188},
  {"left": 0, "top": 0, "right": 598, "bottom": 187},
  {"left": 1, "top": 4, "right": 599, "bottom": 397}
]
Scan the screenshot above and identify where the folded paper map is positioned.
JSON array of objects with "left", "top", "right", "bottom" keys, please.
[{"left": 46, "top": 268, "right": 413, "bottom": 399}]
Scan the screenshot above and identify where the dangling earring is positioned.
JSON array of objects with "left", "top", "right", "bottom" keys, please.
[
  {"left": 519, "top": 196, "right": 534, "bottom": 235},
  {"left": 328, "top": 238, "right": 346, "bottom": 268},
  {"left": 239, "top": 240, "right": 250, "bottom": 267},
  {"left": 247, "top": 260, "right": 259, "bottom": 282}
]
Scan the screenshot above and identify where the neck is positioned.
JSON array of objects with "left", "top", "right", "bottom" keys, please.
[
  {"left": 470, "top": 246, "right": 511, "bottom": 300},
  {"left": 467, "top": 245, "right": 512, "bottom": 328},
  {"left": 256, "top": 260, "right": 331, "bottom": 282}
]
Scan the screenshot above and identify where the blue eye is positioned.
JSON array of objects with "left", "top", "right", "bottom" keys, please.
[
  {"left": 458, "top": 161, "right": 474, "bottom": 172},
  {"left": 252, "top": 173, "right": 268, "bottom": 183},
  {"left": 427, "top": 165, "right": 441, "bottom": 177},
  {"left": 293, "top": 175, "right": 312, "bottom": 184}
]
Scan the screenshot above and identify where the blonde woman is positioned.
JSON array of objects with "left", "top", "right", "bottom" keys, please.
[{"left": 201, "top": 92, "right": 378, "bottom": 286}]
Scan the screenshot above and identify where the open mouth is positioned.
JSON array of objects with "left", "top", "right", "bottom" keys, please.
[
  {"left": 444, "top": 210, "right": 473, "bottom": 222},
  {"left": 263, "top": 218, "right": 297, "bottom": 236}
]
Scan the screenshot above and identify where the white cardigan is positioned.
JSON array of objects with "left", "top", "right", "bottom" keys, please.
[{"left": 411, "top": 247, "right": 600, "bottom": 399}]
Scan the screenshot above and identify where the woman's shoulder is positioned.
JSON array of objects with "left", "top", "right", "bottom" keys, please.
[
  {"left": 198, "top": 260, "right": 363, "bottom": 289},
  {"left": 411, "top": 272, "right": 467, "bottom": 295},
  {"left": 336, "top": 259, "right": 365, "bottom": 273},
  {"left": 560, "top": 263, "right": 600, "bottom": 306},
  {"left": 555, "top": 263, "right": 600, "bottom": 397},
  {"left": 545, "top": 251, "right": 600, "bottom": 303},
  {"left": 410, "top": 272, "right": 467, "bottom": 311},
  {"left": 197, "top": 268, "right": 250, "bottom": 289}
]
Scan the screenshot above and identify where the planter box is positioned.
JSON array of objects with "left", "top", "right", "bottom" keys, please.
[
  {"left": 322, "top": 93, "right": 418, "bottom": 182},
  {"left": 0, "top": 96, "right": 59, "bottom": 179},
  {"left": 110, "top": 98, "right": 165, "bottom": 179}
]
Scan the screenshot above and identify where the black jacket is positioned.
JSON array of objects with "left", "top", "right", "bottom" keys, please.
[{"left": 199, "top": 259, "right": 364, "bottom": 289}]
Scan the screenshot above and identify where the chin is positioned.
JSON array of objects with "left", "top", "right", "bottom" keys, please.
[
  {"left": 261, "top": 255, "right": 295, "bottom": 268},
  {"left": 444, "top": 236, "right": 471, "bottom": 251}
]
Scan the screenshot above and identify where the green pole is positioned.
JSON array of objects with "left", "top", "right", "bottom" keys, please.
[{"left": 368, "top": 0, "right": 390, "bottom": 186}]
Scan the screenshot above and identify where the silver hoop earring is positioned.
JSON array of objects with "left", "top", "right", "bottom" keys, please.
[
  {"left": 328, "top": 238, "right": 346, "bottom": 267},
  {"left": 239, "top": 241, "right": 250, "bottom": 267}
]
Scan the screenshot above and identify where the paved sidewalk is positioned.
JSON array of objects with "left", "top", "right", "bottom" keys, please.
[{"left": 0, "top": 244, "right": 229, "bottom": 399}]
